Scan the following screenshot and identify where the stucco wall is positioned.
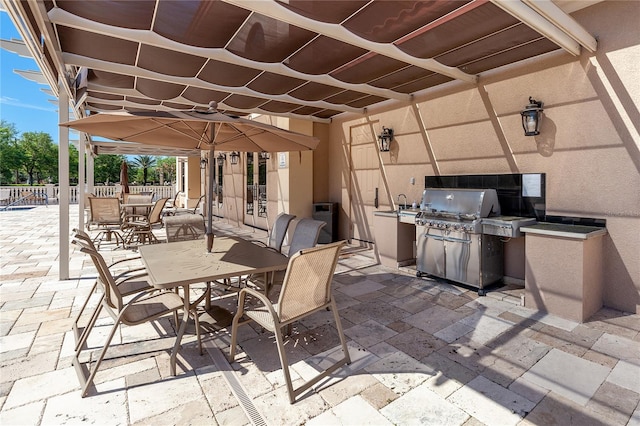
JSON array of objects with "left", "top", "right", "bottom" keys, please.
[{"left": 326, "top": 1, "right": 640, "bottom": 314}]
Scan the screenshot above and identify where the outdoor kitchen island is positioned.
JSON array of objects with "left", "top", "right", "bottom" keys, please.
[
  {"left": 373, "top": 209, "right": 416, "bottom": 268},
  {"left": 521, "top": 223, "right": 608, "bottom": 322}
]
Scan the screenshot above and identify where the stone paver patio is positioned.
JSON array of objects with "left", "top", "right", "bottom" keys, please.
[{"left": 1, "top": 205, "right": 639, "bottom": 425}]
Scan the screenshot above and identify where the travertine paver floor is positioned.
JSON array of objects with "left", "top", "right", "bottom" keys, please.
[{"left": 1, "top": 205, "right": 639, "bottom": 425}]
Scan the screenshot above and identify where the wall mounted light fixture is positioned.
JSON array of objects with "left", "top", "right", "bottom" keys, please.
[
  {"left": 216, "top": 153, "right": 226, "bottom": 166},
  {"left": 521, "top": 97, "right": 543, "bottom": 136},
  {"left": 378, "top": 126, "right": 394, "bottom": 151},
  {"left": 229, "top": 151, "right": 240, "bottom": 165},
  {"left": 200, "top": 157, "right": 208, "bottom": 170},
  {"left": 259, "top": 151, "right": 270, "bottom": 160}
]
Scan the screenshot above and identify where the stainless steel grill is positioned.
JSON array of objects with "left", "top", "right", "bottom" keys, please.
[{"left": 415, "top": 188, "right": 503, "bottom": 295}]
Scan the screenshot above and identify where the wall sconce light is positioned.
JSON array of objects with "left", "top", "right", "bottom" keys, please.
[
  {"left": 259, "top": 151, "right": 270, "bottom": 160},
  {"left": 521, "top": 97, "right": 544, "bottom": 136},
  {"left": 216, "top": 153, "right": 226, "bottom": 166},
  {"left": 378, "top": 126, "right": 394, "bottom": 152},
  {"left": 200, "top": 157, "right": 208, "bottom": 170},
  {"left": 229, "top": 151, "right": 240, "bottom": 165}
]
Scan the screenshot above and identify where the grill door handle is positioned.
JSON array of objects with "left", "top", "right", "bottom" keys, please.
[
  {"left": 423, "top": 233, "right": 445, "bottom": 241},
  {"left": 444, "top": 236, "right": 472, "bottom": 244}
]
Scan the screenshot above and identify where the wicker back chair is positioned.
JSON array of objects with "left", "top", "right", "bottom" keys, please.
[{"left": 229, "top": 241, "right": 350, "bottom": 403}]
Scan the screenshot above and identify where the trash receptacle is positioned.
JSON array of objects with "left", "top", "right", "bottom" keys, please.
[{"left": 312, "top": 202, "right": 338, "bottom": 243}]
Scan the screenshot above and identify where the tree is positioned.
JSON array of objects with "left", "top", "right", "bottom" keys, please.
[
  {"left": 68, "top": 144, "right": 79, "bottom": 185},
  {"left": 155, "top": 156, "right": 176, "bottom": 184},
  {"left": 0, "top": 121, "right": 26, "bottom": 184},
  {"left": 19, "top": 132, "right": 57, "bottom": 184},
  {"left": 132, "top": 155, "right": 156, "bottom": 185},
  {"left": 94, "top": 154, "right": 125, "bottom": 184}
]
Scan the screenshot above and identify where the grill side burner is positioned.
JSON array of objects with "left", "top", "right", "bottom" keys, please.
[{"left": 415, "top": 188, "right": 503, "bottom": 295}]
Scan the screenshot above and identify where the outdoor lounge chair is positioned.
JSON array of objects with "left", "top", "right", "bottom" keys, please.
[
  {"left": 229, "top": 241, "right": 351, "bottom": 404},
  {"left": 88, "top": 197, "right": 125, "bottom": 249},
  {"left": 72, "top": 241, "right": 199, "bottom": 398}
]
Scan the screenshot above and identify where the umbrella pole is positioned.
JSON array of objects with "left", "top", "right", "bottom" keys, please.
[{"left": 206, "top": 147, "right": 215, "bottom": 252}]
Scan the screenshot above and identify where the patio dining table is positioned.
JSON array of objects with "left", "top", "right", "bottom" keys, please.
[
  {"left": 138, "top": 236, "right": 289, "bottom": 289},
  {"left": 138, "top": 236, "right": 288, "bottom": 374}
]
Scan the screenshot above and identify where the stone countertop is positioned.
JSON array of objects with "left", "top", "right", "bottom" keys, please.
[
  {"left": 520, "top": 222, "right": 607, "bottom": 240},
  {"left": 373, "top": 210, "right": 398, "bottom": 217},
  {"left": 373, "top": 208, "right": 422, "bottom": 217}
]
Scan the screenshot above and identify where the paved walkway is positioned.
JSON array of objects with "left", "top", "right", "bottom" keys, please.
[{"left": 1, "top": 205, "right": 639, "bottom": 425}]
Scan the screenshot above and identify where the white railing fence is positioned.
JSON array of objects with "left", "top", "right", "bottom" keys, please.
[{"left": 0, "top": 185, "right": 176, "bottom": 205}]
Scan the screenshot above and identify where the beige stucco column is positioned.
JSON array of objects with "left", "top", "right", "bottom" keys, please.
[{"left": 276, "top": 118, "right": 314, "bottom": 219}]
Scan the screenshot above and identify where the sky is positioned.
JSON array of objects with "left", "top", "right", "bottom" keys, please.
[{"left": 1, "top": 10, "right": 63, "bottom": 142}]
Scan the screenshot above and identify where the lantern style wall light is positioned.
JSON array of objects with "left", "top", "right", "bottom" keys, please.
[
  {"left": 259, "top": 151, "right": 270, "bottom": 160},
  {"left": 216, "top": 153, "right": 226, "bottom": 166},
  {"left": 200, "top": 157, "right": 208, "bottom": 170},
  {"left": 521, "top": 97, "right": 543, "bottom": 136},
  {"left": 378, "top": 126, "right": 394, "bottom": 152},
  {"left": 229, "top": 151, "right": 240, "bottom": 165}
]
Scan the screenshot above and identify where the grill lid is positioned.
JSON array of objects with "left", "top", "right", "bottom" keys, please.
[{"left": 421, "top": 188, "right": 501, "bottom": 219}]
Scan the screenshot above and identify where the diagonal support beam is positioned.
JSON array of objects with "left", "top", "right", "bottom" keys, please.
[
  {"left": 491, "top": 0, "right": 582, "bottom": 56},
  {"left": 522, "top": 0, "right": 597, "bottom": 53}
]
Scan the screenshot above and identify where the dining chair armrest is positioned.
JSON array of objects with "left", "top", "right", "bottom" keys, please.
[
  {"left": 237, "top": 287, "right": 276, "bottom": 312},
  {"left": 114, "top": 269, "right": 148, "bottom": 284},
  {"left": 108, "top": 256, "right": 142, "bottom": 268}
]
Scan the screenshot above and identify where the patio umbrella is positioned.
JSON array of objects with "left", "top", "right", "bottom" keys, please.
[
  {"left": 61, "top": 103, "right": 319, "bottom": 252},
  {"left": 119, "top": 160, "right": 130, "bottom": 194}
]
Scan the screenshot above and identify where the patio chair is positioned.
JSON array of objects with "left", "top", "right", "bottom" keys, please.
[
  {"left": 122, "top": 193, "right": 153, "bottom": 218},
  {"left": 247, "top": 218, "right": 325, "bottom": 296},
  {"left": 88, "top": 197, "right": 125, "bottom": 249},
  {"left": 164, "top": 214, "right": 206, "bottom": 242},
  {"left": 72, "top": 241, "right": 197, "bottom": 398},
  {"left": 217, "top": 213, "right": 296, "bottom": 298},
  {"left": 20, "top": 190, "right": 48, "bottom": 206},
  {"left": 229, "top": 241, "right": 350, "bottom": 404},
  {"left": 162, "top": 191, "right": 184, "bottom": 216},
  {"left": 163, "top": 214, "right": 211, "bottom": 323},
  {"left": 83, "top": 193, "right": 96, "bottom": 230},
  {"left": 124, "top": 197, "right": 169, "bottom": 246},
  {"left": 172, "top": 194, "right": 205, "bottom": 216},
  {"left": 286, "top": 218, "right": 326, "bottom": 257},
  {"left": 70, "top": 231, "right": 149, "bottom": 350},
  {"left": 0, "top": 188, "right": 12, "bottom": 206},
  {"left": 251, "top": 213, "right": 296, "bottom": 253}
]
